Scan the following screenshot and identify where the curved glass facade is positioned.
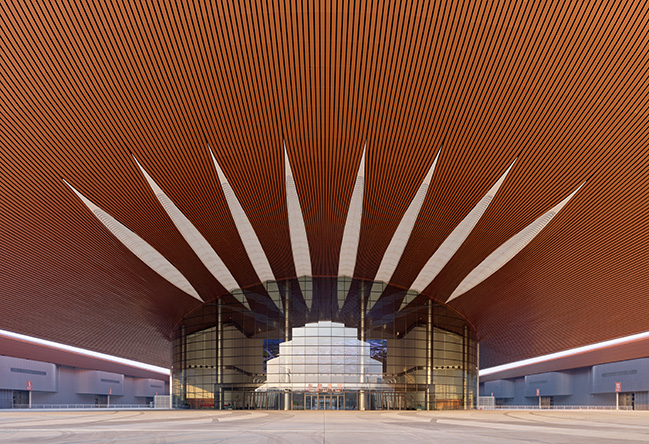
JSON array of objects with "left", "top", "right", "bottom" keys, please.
[{"left": 172, "top": 277, "right": 477, "bottom": 410}]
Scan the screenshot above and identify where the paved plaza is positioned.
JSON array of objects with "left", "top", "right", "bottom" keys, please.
[{"left": 0, "top": 409, "right": 648, "bottom": 443}]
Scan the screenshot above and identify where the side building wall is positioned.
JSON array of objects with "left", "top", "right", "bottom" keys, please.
[
  {"left": 479, "top": 357, "right": 649, "bottom": 410},
  {"left": 0, "top": 355, "right": 168, "bottom": 408}
]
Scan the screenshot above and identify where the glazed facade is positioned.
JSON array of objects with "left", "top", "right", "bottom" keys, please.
[{"left": 172, "top": 277, "right": 477, "bottom": 410}]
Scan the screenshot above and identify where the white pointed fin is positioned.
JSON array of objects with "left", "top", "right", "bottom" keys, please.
[
  {"left": 367, "top": 281, "right": 386, "bottom": 311},
  {"left": 337, "top": 145, "right": 366, "bottom": 308},
  {"left": 299, "top": 276, "right": 313, "bottom": 310},
  {"left": 337, "top": 277, "right": 352, "bottom": 311},
  {"left": 410, "top": 159, "right": 516, "bottom": 293},
  {"left": 64, "top": 181, "right": 202, "bottom": 301},
  {"left": 448, "top": 182, "right": 585, "bottom": 302},
  {"left": 229, "top": 289, "right": 250, "bottom": 311},
  {"left": 133, "top": 157, "right": 249, "bottom": 309},
  {"left": 399, "top": 290, "right": 420, "bottom": 311},
  {"left": 368, "top": 149, "right": 441, "bottom": 310},
  {"left": 211, "top": 150, "right": 229, "bottom": 184},
  {"left": 263, "top": 281, "right": 283, "bottom": 313},
  {"left": 132, "top": 157, "right": 164, "bottom": 195},
  {"left": 284, "top": 143, "right": 312, "bottom": 279},
  {"left": 209, "top": 149, "right": 276, "bottom": 285}
]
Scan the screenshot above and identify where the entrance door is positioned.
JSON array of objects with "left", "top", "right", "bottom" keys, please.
[
  {"left": 540, "top": 396, "right": 554, "bottom": 409},
  {"left": 619, "top": 393, "right": 635, "bottom": 410},
  {"left": 305, "top": 394, "right": 316, "bottom": 410},
  {"left": 304, "top": 393, "right": 345, "bottom": 410},
  {"left": 13, "top": 390, "right": 29, "bottom": 408}
]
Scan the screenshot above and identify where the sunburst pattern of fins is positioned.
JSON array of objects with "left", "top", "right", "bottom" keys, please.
[
  {"left": 403, "top": 159, "right": 516, "bottom": 310},
  {"left": 209, "top": 148, "right": 281, "bottom": 312},
  {"left": 284, "top": 143, "right": 313, "bottom": 309},
  {"left": 337, "top": 146, "right": 366, "bottom": 309},
  {"left": 447, "top": 183, "right": 585, "bottom": 302},
  {"left": 64, "top": 181, "right": 202, "bottom": 301},
  {"left": 367, "top": 149, "right": 441, "bottom": 311},
  {"left": 133, "top": 157, "right": 250, "bottom": 310}
]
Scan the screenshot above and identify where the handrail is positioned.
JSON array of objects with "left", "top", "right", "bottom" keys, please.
[
  {"left": 479, "top": 405, "right": 635, "bottom": 411},
  {"left": 11, "top": 404, "right": 154, "bottom": 409}
]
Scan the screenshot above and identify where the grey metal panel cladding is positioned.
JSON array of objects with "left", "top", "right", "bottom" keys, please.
[
  {"left": 0, "top": 356, "right": 57, "bottom": 392},
  {"left": 75, "top": 370, "right": 124, "bottom": 395},
  {"left": 524, "top": 372, "right": 573, "bottom": 397},
  {"left": 484, "top": 379, "right": 515, "bottom": 398},
  {"left": 591, "top": 358, "right": 649, "bottom": 393},
  {"left": 0, "top": 389, "right": 14, "bottom": 408},
  {"left": 134, "top": 378, "right": 167, "bottom": 397},
  {"left": 635, "top": 391, "right": 649, "bottom": 410}
]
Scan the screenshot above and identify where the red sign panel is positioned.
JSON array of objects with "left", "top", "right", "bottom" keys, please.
[
  {"left": 109, "top": 387, "right": 113, "bottom": 395},
  {"left": 26, "top": 380, "right": 32, "bottom": 391},
  {"left": 615, "top": 382, "right": 621, "bottom": 393},
  {"left": 536, "top": 388, "right": 540, "bottom": 396}
]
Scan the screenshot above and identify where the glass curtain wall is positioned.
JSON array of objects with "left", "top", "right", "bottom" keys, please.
[{"left": 172, "top": 277, "right": 477, "bottom": 410}]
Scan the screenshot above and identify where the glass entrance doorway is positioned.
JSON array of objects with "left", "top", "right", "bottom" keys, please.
[
  {"left": 369, "top": 392, "right": 407, "bottom": 410},
  {"left": 243, "top": 391, "right": 281, "bottom": 410},
  {"left": 619, "top": 392, "right": 635, "bottom": 410},
  {"left": 305, "top": 393, "right": 344, "bottom": 410}
]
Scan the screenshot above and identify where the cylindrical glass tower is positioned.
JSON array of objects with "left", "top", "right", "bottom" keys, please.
[{"left": 172, "top": 277, "right": 476, "bottom": 410}]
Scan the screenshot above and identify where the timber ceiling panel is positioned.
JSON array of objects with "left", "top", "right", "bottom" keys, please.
[{"left": 0, "top": 1, "right": 648, "bottom": 368}]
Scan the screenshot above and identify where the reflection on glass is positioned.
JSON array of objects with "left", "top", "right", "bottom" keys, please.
[
  {"left": 259, "top": 321, "right": 383, "bottom": 391},
  {"left": 172, "top": 277, "right": 477, "bottom": 410}
]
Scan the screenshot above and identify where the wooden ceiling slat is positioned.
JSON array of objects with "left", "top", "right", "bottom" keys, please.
[{"left": 1, "top": 1, "right": 648, "bottom": 368}]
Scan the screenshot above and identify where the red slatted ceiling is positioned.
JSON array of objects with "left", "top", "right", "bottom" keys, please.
[{"left": 0, "top": 1, "right": 648, "bottom": 368}]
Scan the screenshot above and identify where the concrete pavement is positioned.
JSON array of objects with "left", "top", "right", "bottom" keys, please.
[{"left": 1, "top": 409, "right": 648, "bottom": 443}]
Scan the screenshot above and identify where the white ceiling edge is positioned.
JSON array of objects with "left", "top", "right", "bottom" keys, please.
[
  {"left": 0, "top": 328, "right": 170, "bottom": 375},
  {"left": 480, "top": 328, "right": 649, "bottom": 377}
]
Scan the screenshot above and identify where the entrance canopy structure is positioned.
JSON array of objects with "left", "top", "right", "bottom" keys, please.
[{"left": 1, "top": 2, "right": 648, "bottom": 378}]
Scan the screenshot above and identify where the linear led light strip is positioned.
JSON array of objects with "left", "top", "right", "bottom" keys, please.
[
  {"left": 0, "top": 328, "right": 170, "bottom": 375},
  {"left": 479, "top": 330, "right": 649, "bottom": 377}
]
